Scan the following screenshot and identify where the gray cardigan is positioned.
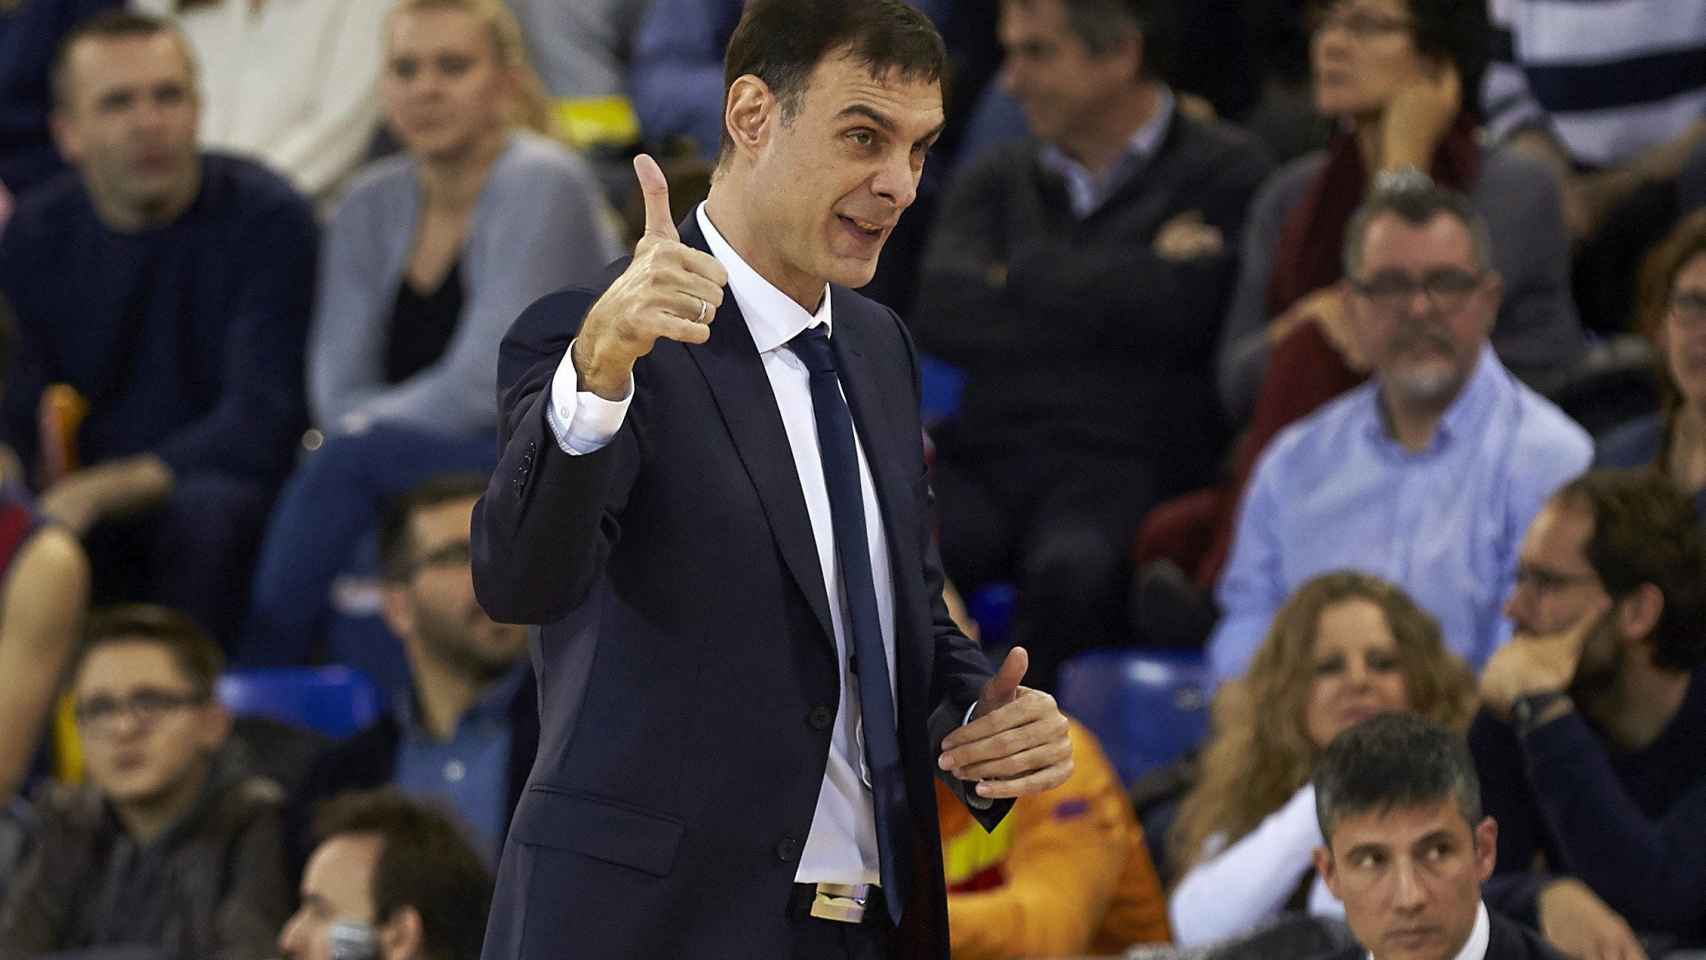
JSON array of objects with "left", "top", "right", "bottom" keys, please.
[
  {"left": 309, "top": 132, "right": 621, "bottom": 435},
  {"left": 1216, "top": 143, "right": 1585, "bottom": 422}
]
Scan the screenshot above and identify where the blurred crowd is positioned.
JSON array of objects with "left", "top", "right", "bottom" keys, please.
[{"left": 0, "top": 0, "right": 1703, "bottom": 958}]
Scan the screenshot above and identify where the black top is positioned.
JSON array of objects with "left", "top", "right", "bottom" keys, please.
[
  {"left": 1311, "top": 910, "right": 1564, "bottom": 960},
  {"left": 385, "top": 258, "right": 464, "bottom": 384},
  {"left": 1471, "top": 670, "right": 1706, "bottom": 943}
]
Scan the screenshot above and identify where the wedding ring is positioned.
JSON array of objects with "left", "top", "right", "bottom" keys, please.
[{"left": 696, "top": 297, "right": 709, "bottom": 323}]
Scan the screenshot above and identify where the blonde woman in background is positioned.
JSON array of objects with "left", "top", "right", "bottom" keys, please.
[
  {"left": 241, "top": 0, "right": 621, "bottom": 672},
  {"left": 1167, "top": 571, "right": 1477, "bottom": 945}
]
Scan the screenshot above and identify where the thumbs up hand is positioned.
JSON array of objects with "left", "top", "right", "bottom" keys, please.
[
  {"left": 572, "top": 154, "right": 730, "bottom": 399},
  {"left": 937, "top": 646, "right": 1075, "bottom": 799}
]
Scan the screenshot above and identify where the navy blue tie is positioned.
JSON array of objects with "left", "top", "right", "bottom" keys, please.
[{"left": 788, "top": 323, "right": 911, "bottom": 925}]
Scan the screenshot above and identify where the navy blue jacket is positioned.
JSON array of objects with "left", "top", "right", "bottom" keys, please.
[{"left": 471, "top": 215, "right": 1007, "bottom": 959}]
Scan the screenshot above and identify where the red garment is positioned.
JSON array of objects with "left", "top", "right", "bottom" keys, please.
[{"left": 1136, "top": 115, "right": 1483, "bottom": 589}]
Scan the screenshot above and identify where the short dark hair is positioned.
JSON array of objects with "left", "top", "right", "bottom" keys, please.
[
  {"left": 1403, "top": 0, "right": 1490, "bottom": 118},
  {"left": 1342, "top": 183, "right": 1492, "bottom": 277},
  {"left": 75, "top": 604, "right": 224, "bottom": 698},
  {"left": 716, "top": 0, "right": 946, "bottom": 165},
  {"left": 313, "top": 789, "right": 494, "bottom": 960},
  {"left": 378, "top": 473, "right": 489, "bottom": 583},
  {"left": 1313, "top": 713, "right": 1481, "bottom": 845},
  {"left": 1004, "top": 0, "right": 1179, "bottom": 83},
  {"left": 50, "top": 10, "right": 193, "bottom": 110},
  {"left": 1554, "top": 470, "right": 1706, "bottom": 671}
]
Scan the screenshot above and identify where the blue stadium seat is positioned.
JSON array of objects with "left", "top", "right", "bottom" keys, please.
[
  {"left": 918, "top": 353, "right": 966, "bottom": 424},
  {"left": 215, "top": 666, "right": 384, "bottom": 740},
  {"left": 966, "top": 582, "right": 1018, "bottom": 651},
  {"left": 1056, "top": 649, "right": 1211, "bottom": 786}
]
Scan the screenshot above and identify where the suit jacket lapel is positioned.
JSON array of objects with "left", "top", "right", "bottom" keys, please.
[{"left": 677, "top": 217, "right": 837, "bottom": 648}]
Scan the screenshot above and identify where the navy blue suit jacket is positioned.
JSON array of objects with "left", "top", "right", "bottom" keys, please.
[{"left": 472, "top": 216, "right": 1009, "bottom": 959}]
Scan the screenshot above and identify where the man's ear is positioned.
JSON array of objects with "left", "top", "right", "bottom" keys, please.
[
  {"left": 1473, "top": 816, "right": 1498, "bottom": 883},
  {"left": 1314, "top": 845, "right": 1340, "bottom": 900},
  {"left": 49, "top": 109, "right": 81, "bottom": 167},
  {"left": 1617, "top": 583, "right": 1665, "bottom": 649},
  {"left": 197, "top": 701, "right": 233, "bottom": 751},
  {"left": 377, "top": 906, "right": 424, "bottom": 960},
  {"left": 723, "top": 74, "right": 774, "bottom": 161}
]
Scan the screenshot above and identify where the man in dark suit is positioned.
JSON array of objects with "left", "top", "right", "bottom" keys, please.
[
  {"left": 471, "top": 2, "right": 1074, "bottom": 958},
  {"left": 1309, "top": 714, "right": 1563, "bottom": 960}
]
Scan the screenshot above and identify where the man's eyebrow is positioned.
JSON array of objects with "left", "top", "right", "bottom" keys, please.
[{"left": 834, "top": 103, "right": 896, "bottom": 132}]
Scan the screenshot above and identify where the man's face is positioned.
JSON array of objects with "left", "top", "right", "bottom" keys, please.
[
  {"left": 52, "top": 33, "right": 200, "bottom": 224},
  {"left": 73, "top": 641, "right": 226, "bottom": 808},
  {"left": 1346, "top": 212, "right": 1500, "bottom": 409},
  {"left": 1503, "top": 501, "right": 1623, "bottom": 690},
  {"left": 1317, "top": 799, "right": 1497, "bottom": 960},
  {"left": 278, "top": 833, "right": 383, "bottom": 960},
  {"left": 385, "top": 497, "right": 527, "bottom": 680},
  {"left": 740, "top": 50, "right": 944, "bottom": 300},
  {"left": 998, "top": 0, "right": 1141, "bottom": 147}
]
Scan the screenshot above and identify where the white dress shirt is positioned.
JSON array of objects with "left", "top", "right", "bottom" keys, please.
[{"left": 544, "top": 203, "right": 899, "bottom": 885}]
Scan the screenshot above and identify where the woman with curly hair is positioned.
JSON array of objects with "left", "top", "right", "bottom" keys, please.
[
  {"left": 1167, "top": 571, "right": 1477, "bottom": 945},
  {"left": 1597, "top": 209, "right": 1706, "bottom": 522}
]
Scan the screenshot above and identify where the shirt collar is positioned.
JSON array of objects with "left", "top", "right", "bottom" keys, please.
[
  {"left": 1038, "top": 87, "right": 1176, "bottom": 217},
  {"left": 1365, "top": 902, "right": 1489, "bottom": 960},
  {"left": 695, "top": 203, "right": 833, "bottom": 353},
  {"left": 1362, "top": 344, "right": 1501, "bottom": 451}
]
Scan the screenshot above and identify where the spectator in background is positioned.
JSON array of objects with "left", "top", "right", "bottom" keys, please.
[
  {"left": 506, "top": 0, "right": 651, "bottom": 100},
  {"left": 1170, "top": 572, "right": 1476, "bottom": 946},
  {"left": 278, "top": 789, "right": 492, "bottom": 960},
  {"left": 1309, "top": 713, "right": 1564, "bottom": 960},
  {"left": 0, "top": 10, "right": 316, "bottom": 645},
  {"left": 0, "top": 492, "right": 88, "bottom": 805},
  {"left": 913, "top": 0, "right": 1272, "bottom": 691},
  {"left": 1597, "top": 210, "right": 1706, "bottom": 521},
  {"left": 0, "top": 605, "right": 290, "bottom": 960},
  {"left": 1132, "top": 0, "right": 1581, "bottom": 626},
  {"left": 241, "top": 0, "right": 619, "bottom": 668},
  {"left": 1473, "top": 470, "right": 1706, "bottom": 948},
  {"left": 1207, "top": 186, "right": 1590, "bottom": 683},
  {"left": 1484, "top": 0, "right": 1706, "bottom": 246},
  {"left": 1219, "top": 0, "right": 1581, "bottom": 426},
  {"left": 287, "top": 476, "right": 535, "bottom": 867},
  {"left": 131, "top": 0, "right": 391, "bottom": 201},
  {"left": 0, "top": 0, "right": 121, "bottom": 197},
  {"left": 939, "top": 717, "right": 1170, "bottom": 958}
]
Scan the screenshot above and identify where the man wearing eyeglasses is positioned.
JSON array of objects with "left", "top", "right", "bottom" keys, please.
[
  {"left": 1207, "top": 183, "right": 1592, "bottom": 684},
  {"left": 1469, "top": 469, "right": 1706, "bottom": 955},
  {"left": 288, "top": 474, "right": 534, "bottom": 870},
  {"left": 0, "top": 604, "right": 291, "bottom": 960}
]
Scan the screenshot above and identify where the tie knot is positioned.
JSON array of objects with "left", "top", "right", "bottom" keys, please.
[{"left": 787, "top": 324, "right": 837, "bottom": 375}]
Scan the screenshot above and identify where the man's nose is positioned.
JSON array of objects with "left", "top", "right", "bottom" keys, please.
[
  {"left": 871, "top": 152, "right": 918, "bottom": 212},
  {"left": 1392, "top": 860, "right": 1428, "bottom": 913}
]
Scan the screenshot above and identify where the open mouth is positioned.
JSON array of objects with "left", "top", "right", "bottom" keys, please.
[{"left": 838, "top": 215, "right": 886, "bottom": 241}]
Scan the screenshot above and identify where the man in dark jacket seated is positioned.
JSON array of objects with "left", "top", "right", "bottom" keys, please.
[
  {"left": 1309, "top": 713, "right": 1561, "bottom": 960},
  {"left": 0, "top": 11, "right": 316, "bottom": 645},
  {"left": 288, "top": 475, "right": 535, "bottom": 868}
]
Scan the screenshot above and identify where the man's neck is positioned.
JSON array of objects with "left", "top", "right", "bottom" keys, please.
[
  {"left": 1585, "top": 657, "right": 1693, "bottom": 752},
  {"left": 1053, "top": 83, "right": 1162, "bottom": 178},
  {"left": 113, "top": 758, "right": 210, "bottom": 845},
  {"left": 407, "top": 652, "right": 492, "bottom": 742},
  {"left": 1379, "top": 391, "right": 1453, "bottom": 453},
  {"left": 418, "top": 131, "right": 507, "bottom": 216},
  {"left": 1669, "top": 402, "right": 1706, "bottom": 493},
  {"left": 91, "top": 169, "right": 201, "bottom": 234},
  {"left": 702, "top": 186, "right": 825, "bottom": 313}
]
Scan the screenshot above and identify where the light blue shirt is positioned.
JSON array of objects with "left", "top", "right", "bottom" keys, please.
[
  {"left": 1038, "top": 88, "right": 1175, "bottom": 219},
  {"left": 1208, "top": 347, "right": 1592, "bottom": 684},
  {"left": 393, "top": 666, "right": 526, "bottom": 864}
]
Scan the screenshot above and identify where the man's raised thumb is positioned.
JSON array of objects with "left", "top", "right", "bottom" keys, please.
[{"left": 633, "top": 153, "right": 677, "bottom": 242}]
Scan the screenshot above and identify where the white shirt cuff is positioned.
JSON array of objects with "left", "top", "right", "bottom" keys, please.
[
  {"left": 960, "top": 700, "right": 993, "bottom": 809},
  {"left": 546, "top": 338, "right": 633, "bottom": 455}
]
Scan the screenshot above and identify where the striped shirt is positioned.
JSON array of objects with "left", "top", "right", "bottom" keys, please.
[{"left": 1484, "top": 0, "right": 1706, "bottom": 168}]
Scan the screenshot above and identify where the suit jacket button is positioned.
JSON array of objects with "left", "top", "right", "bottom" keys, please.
[
  {"left": 776, "top": 836, "right": 800, "bottom": 862},
  {"left": 808, "top": 706, "right": 834, "bottom": 731}
]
